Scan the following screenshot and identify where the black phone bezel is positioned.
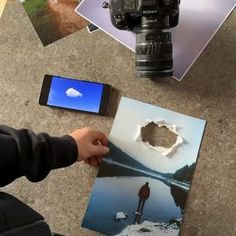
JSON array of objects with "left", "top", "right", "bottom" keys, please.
[{"left": 39, "top": 74, "right": 112, "bottom": 116}]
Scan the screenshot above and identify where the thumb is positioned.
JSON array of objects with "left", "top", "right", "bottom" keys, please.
[{"left": 90, "top": 144, "right": 109, "bottom": 157}]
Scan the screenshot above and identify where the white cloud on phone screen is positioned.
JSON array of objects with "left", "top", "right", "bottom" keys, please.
[{"left": 65, "top": 88, "right": 83, "bottom": 98}]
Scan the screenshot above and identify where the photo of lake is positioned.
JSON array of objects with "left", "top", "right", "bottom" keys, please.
[
  {"left": 83, "top": 176, "right": 184, "bottom": 235},
  {"left": 20, "top": 0, "right": 88, "bottom": 46},
  {"left": 82, "top": 142, "right": 190, "bottom": 236},
  {"left": 82, "top": 97, "right": 206, "bottom": 235}
]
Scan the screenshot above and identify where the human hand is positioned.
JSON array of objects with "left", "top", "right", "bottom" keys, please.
[{"left": 69, "top": 128, "right": 109, "bottom": 167}]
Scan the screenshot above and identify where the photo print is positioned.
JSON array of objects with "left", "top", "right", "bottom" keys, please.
[
  {"left": 82, "top": 97, "right": 206, "bottom": 235},
  {"left": 20, "top": 0, "right": 88, "bottom": 46},
  {"left": 0, "top": 0, "right": 7, "bottom": 19},
  {"left": 75, "top": 0, "right": 236, "bottom": 80},
  {"left": 87, "top": 23, "right": 99, "bottom": 33}
]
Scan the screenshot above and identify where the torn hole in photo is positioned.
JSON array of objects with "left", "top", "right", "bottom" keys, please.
[{"left": 136, "top": 120, "right": 183, "bottom": 157}]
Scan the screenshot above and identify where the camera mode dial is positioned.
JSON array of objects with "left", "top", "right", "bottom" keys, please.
[{"left": 113, "top": 14, "right": 127, "bottom": 28}]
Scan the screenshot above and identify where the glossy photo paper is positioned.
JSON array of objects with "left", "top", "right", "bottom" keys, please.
[
  {"left": 20, "top": 0, "right": 88, "bottom": 46},
  {"left": 82, "top": 97, "right": 206, "bottom": 235},
  {"left": 0, "top": 0, "right": 7, "bottom": 19}
]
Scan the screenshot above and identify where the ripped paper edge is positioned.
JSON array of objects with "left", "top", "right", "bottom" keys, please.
[{"left": 136, "top": 120, "right": 183, "bottom": 157}]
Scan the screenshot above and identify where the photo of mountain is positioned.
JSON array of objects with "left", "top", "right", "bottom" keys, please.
[
  {"left": 82, "top": 97, "right": 206, "bottom": 235},
  {"left": 20, "top": 0, "right": 88, "bottom": 46}
]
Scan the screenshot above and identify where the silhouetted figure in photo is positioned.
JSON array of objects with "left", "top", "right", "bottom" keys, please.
[{"left": 134, "top": 182, "right": 150, "bottom": 224}]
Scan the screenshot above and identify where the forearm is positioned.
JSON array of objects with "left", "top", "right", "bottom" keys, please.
[{"left": 0, "top": 125, "right": 77, "bottom": 187}]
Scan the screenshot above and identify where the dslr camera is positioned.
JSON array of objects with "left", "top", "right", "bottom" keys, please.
[{"left": 107, "top": 0, "right": 180, "bottom": 77}]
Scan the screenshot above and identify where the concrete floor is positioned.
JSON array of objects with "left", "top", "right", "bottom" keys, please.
[{"left": 0, "top": 1, "right": 235, "bottom": 235}]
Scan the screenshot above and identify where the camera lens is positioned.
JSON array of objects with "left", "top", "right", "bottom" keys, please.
[{"left": 135, "top": 30, "right": 173, "bottom": 78}]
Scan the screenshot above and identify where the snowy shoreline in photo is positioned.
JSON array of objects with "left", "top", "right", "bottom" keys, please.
[{"left": 116, "top": 220, "right": 179, "bottom": 236}]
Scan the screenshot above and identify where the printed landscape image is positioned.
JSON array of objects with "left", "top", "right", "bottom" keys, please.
[
  {"left": 20, "top": 0, "right": 88, "bottom": 45},
  {"left": 82, "top": 97, "right": 206, "bottom": 236},
  {"left": 83, "top": 142, "right": 193, "bottom": 236}
]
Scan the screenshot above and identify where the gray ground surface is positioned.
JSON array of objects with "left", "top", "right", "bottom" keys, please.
[{"left": 0, "top": 1, "right": 235, "bottom": 236}]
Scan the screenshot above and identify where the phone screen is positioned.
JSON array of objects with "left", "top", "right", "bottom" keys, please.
[{"left": 47, "top": 76, "right": 104, "bottom": 113}]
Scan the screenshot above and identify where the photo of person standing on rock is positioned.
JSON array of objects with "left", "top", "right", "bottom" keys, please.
[
  {"left": 134, "top": 182, "right": 150, "bottom": 224},
  {"left": 20, "top": 0, "right": 88, "bottom": 45}
]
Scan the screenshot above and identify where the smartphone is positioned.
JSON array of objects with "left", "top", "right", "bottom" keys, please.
[{"left": 39, "top": 75, "right": 112, "bottom": 115}]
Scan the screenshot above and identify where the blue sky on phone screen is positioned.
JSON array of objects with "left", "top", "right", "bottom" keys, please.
[{"left": 47, "top": 76, "right": 103, "bottom": 112}]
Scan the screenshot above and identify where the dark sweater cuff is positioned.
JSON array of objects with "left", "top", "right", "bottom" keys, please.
[{"left": 51, "top": 135, "right": 78, "bottom": 169}]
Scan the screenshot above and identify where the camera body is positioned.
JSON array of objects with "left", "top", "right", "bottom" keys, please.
[{"left": 108, "top": 0, "right": 180, "bottom": 77}]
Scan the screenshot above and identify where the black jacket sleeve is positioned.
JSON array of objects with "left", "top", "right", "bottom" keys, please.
[{"left": 0, "top": 125, "right": 78, "bottom": 187}]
